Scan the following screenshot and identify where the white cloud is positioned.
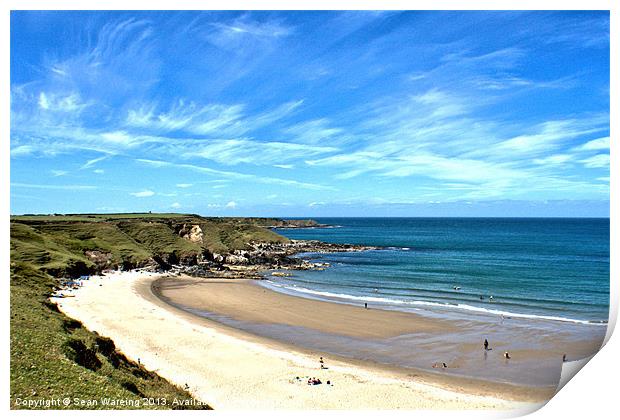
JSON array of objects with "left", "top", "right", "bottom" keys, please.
[
  {"left": 130, "top": 190, "right": 155, "bottom": 197},
  {"left": 579, "top": 154, "right": 610, "bottom": 168},
  {"left": 93, "top": 169, "right": 105, "bottom": 174},
  {"left": 38, "top": 93, "right": 49, "bottom": 109},
  {"left": 10, "top": 145, "right": 34, "bottom": 157},
  {"left": 533, "top": 154, "right": 573, "bottom": 165},
  {"left": 51, "top": 170, "right": 68, "bottom": 177},
  {"left": 125, "top": 99, "right": 302, "bottom": 137},
  {"left": 80, "top": 155, "right": 111, "bottom": 169},
  {"left": 283, "top": 118, "right": 344, "bottom": 144},
  {"left": 171, "top": 202, "right": 182, "bottom": 209},
  {"left": 483, "top": 119, "right": 606, "bottom": 160},
  {"left": 572, "top": 136, "right": 610, "bottom": 151},
  {"left": 225, "top": 201, "right": 237, "bottom": 209},
  {"left": 184, "top": 138, "right": 337, "bottom": 166},
  {"left": 11, "top": 183, "right": 97, "bottom": 190},
  {"left": 176, "top": 183, "right": 193, "bottom": 188},
  {"left": 37, "top": 92, "right": 90, "bottom": 113},
  {"left": 136, "top": 159, "right": 336, "bottom": 191},
  {"left": 205, "top": 16, "right": 293, "bottom": 51}
]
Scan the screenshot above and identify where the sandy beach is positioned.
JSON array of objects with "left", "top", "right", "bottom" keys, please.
[{"left": 50, "top": 270, "right": 554, "bottom": 410}]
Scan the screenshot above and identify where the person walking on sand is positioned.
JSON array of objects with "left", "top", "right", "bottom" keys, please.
[
  {"left": 484, "top": 339, "right": 489, "bottom": 351},
  {"left": 364, "top": 302, "right": 368, "bottom": 309}
]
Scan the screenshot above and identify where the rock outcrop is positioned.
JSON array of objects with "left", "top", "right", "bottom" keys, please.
[{"left": 179, "top": 224, "right": 204, "bottom": 243}]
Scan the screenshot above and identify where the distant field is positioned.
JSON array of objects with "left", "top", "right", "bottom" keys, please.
[
  {"left": 11, "top": 213, "right": 198, "bottom": 222},
  {"left": 10, "top": 213, "right": 290, "bottom": 409}
]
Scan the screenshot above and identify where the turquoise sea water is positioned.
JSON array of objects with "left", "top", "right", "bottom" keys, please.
[{"left": 270, "top": 218, "right": 610, "bottom": 325}]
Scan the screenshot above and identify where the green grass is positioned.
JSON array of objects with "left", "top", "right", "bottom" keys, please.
[{"left": 10, "top": 213, "right": 291, "bottom": 409}]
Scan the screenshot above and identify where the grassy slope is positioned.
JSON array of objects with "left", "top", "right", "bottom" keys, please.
[{"left": 10, "top": 214, "right": 289, "bottom": 409}]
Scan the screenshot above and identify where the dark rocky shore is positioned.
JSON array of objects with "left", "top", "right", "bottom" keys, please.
[{"left": 161, "top": 240, "right": 377, "bottom": 279}]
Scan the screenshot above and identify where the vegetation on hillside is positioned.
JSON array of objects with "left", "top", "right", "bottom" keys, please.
[{"left": 10, "top": 213, "right": 290, "bottom": 409}]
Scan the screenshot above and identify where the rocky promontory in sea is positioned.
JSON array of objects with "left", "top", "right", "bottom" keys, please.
[
  {"left": 265, "top": 219, "right": 332, "bottom": 229},
  {"left": 170, "top": 239, "right": 377, "bottom": 279}
]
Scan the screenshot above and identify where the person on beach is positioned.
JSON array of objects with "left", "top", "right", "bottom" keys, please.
[
  {"left": 364, "top": 302, "right": 368, "bottom": 309},
  {"left": 484, "top": 339, "right": 489, "bottom": 351},
  {"left": 563, "top": 354, "right": 567, "bottom": 362},
  {"left": 504, "top": 351, "right": 511, "bottom": 360}
]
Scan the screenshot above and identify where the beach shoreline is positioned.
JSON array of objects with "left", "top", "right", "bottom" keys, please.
[
  {"left": 51, "top": 270, "right": 557, "bottom": 410},
  {"left": 152, "top": 275, "right": 600, "bottom": 392}
]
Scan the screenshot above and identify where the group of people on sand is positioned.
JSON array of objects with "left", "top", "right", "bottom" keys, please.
[{"left": 292, "top": 356, "right": 333, "bottom": 387}]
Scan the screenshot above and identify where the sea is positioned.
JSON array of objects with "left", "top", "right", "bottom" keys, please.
[{"left": 268, "top": 218, "right": 610, "bottom": 325}]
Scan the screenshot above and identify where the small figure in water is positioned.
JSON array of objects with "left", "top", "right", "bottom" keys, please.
[
  {"left": 484, "top": 339, "right": 489, "bottom": 351},
  {"left": 364, "top": 302, "right": 368, "bottom": 309},
  {"left": 563, "top": 354, "right": 567, "bottom": 362},
  {"left": 504, "top": 351, "right": 511, "bottom": 360},
  {"left": 480, "top": 295, "right": 484, "bottom": 300}
]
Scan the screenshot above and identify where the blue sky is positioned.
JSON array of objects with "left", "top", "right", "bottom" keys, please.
[{"left": 10, "top": 11, "right": 610, "bottom": 217}]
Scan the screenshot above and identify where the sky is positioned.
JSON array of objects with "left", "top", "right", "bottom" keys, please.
[{"left": 10, "top": 11, "right": 610, "bottom": 217}]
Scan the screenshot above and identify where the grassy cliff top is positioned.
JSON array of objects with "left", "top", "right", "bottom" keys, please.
[{"left": 11, "top": 213, "right": 289, "bottom": 276}]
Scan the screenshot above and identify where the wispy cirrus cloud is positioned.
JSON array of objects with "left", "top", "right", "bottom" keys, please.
[
  {"left": 125, "top": 99, "right": 303, "bottom": 136},
  {"left": 204, "top": 15, "right": 293, "bottom": 51},
  {"left": 283, "top": 118, "right": 346, "bottom": 145},
  {"left": 11, "top": 182, "right": 97, "bottom": 190},
  {"left": 572, "top": 136, "right": 610, "bottom": 152},
  {"left": 579, "top": 154, "right": 610, "bottom": 168},
  {"left": 181, "top": 138, "right": 337, "bottom": 165},
  {"left": 136, "top": 158, "right": 336, "bottom": 191}
]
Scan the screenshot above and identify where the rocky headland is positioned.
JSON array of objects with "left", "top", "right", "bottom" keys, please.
[{"left": 163, "top": 239, "right": 377, "bottom": 279}]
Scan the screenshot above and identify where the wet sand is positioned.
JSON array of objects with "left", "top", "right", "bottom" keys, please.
[
  {"left": 52, "top": 271, "right": 551, "bottom": 410},
  {"left": 154, "top": 276, "right": 604, "bottom": 390},
  {"left": 153, "top": 276, "right": 455, "bottom": 339}
]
